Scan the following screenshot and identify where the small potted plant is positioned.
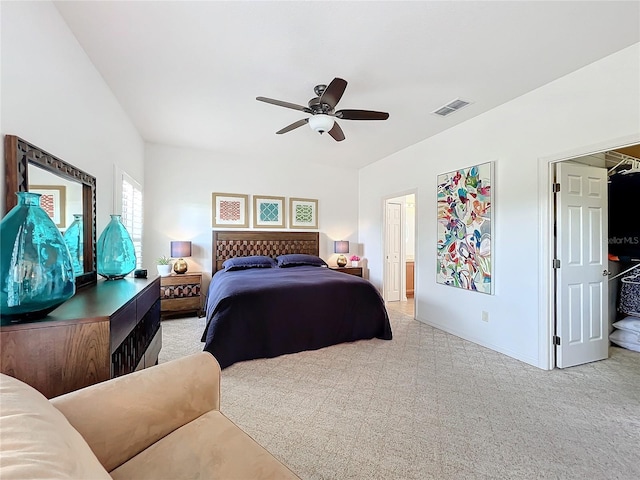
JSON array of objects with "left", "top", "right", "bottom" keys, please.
[
  {"left": 350, "top": 255, "right": 360, "bottom": 267},
  {"left": 156, "top": 255, "right": 172, "bottom": 277}
]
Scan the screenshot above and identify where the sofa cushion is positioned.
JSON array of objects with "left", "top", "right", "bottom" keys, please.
[
  {"left": 51, "top": 352, "right": 221, "bottom": 473},
  {"left": 0, "top": 374, "right": 110, "bottom": 479},
  {"left": 109, "top": 410, "right": 299, "bottom": 480}
]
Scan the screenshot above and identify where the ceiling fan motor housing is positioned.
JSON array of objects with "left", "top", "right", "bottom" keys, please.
[{"left": 308, "top": 97, "right": 333, "bottom": 115}]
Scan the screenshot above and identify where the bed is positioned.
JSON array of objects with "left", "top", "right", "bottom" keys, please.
[{"left": 201, "top": 231, "right": 392, "bottom": 368}]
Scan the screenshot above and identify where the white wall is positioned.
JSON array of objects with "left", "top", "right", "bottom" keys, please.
[
  {"left": 144, "top": 143, "right": 360, "bottom": 287},
  {"left": 359, "top": 44, "right": 640, "bottom": 369},
  {"left": 0, "top": 1, "right": 144, "bottom": 233},
  {"left": 405, "top": 194, "right": 415, "bottom": 261}
]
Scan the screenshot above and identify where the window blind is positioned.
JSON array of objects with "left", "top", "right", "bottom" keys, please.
[{"left": 121, "top": 174, "right": 143, "bottom": 268}]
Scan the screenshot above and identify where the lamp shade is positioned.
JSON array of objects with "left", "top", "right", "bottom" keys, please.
[
  {"left": 308, "top": 114, "right": 335, "bottom": 134},
  {"left": 334, "top": 241, "right": 349, "bottom": 254},
  {"left": 171, "top": 241, "right": 192, "bottom": 258}
]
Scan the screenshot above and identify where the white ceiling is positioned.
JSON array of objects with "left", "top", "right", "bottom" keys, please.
[{"left": 54, "top": 1, "right": 640, "bottom": 169}]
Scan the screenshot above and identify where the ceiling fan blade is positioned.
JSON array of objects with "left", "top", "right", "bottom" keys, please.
[
  {"left": 276, "top": 118, "right": 309, "bottom": 134},
  {"left": 335, "top": 109, "right": 389, "bottom": 121},
  {"left": 320, "top": 78, "right": 348, "bottom": 109},
  {"left": 327, "top": 122, "right": 345, "bottom": 142},
  {"left": 256, "top": 97, "right": 312, "bottom": 113}
]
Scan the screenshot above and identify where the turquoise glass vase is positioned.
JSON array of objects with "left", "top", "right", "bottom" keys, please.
[
  {"left": 0, "top": 192, "right": 75, "bottom": 321},
  {"left": 63, "top": 214, "right": 84, "bottom": 276},
  {"left": 97, "top": 214, "right": 136, "bottom": 280}
]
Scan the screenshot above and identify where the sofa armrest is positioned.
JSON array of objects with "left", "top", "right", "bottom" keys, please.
[{"left": 51, "top": 352, "right": 220, "bottom": 473}]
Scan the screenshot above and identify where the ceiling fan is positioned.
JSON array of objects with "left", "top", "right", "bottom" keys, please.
[{"left": 256, "top": 77, "right": 389, "bottom": 142}]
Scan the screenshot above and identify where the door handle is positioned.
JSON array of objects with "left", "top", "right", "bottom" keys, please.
[{"left": 603, "top": 270, "right": 611, "bottom": 276}]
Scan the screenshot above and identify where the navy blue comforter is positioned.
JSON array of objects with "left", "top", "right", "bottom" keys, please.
[{"left": 201, "top": 266, "right": 392, "bottom": 368}]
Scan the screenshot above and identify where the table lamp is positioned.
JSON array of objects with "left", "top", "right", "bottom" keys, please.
[
  {"left": 171, "top": 241, "right": 192, "bottom": 274},
  {"left": 334, "top": 240, "right": 349, "bottom": 267}
]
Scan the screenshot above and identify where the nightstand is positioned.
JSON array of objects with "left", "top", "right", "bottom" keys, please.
[
  {"left": 330, "top": 266, "right": 363, "bottom": 277},
  {"left": 160, "top": 272, "right": 203, "bottom": 318}
]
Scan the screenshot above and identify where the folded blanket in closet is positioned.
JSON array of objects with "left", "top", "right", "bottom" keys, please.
[{"left": 619, "top": 281, "right": 640, "bottom": 316}]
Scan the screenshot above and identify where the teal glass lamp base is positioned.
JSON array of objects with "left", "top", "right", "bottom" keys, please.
[
  {"left": 97, "top": 215, "right": 137, "bottom": 280},
  {"left": 0, "top": 192, "right": 75, "bottom": 322},
  {"left": 63, "top": 214, "right": 84, "bottom": 276},
  {"left": 2, "top": 304, "right": 63, "bottom": 323}
]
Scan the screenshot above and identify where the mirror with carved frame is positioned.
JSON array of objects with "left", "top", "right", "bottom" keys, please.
[{"left": 4, "top": 135, "right": 97, "bottom": 289}]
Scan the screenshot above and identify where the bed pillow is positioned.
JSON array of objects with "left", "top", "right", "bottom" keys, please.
[
  {"left": 276, "top": 254, "right": 327, "bottom": 268},
  {"left": 223, "top": 256, "right": 275, "bottom": 271},
  {"left": 609, "top": 328, "right": 640, "bottom": 352},
  {"left": 612, "top": 316, "right": 640, "bottom": 335}
]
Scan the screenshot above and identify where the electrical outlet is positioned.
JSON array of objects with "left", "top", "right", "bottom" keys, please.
[{"left": 481, "top": 311, "right": 489, "bottom": 322}]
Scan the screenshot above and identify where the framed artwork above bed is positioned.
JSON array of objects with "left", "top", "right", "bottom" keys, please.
[
  {"left": 289, "top": 197, "right": 318, "bottom": 229},
  {"left": 212, "top": 192, "right": 249, "bottom": 228},
  {"left": 253, "top": 195, "right": 285, "bottom": 228}
]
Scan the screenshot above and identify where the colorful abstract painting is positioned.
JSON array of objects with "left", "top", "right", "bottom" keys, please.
[
  {"left": 212, "top": 193, "right": 249, "bottom": 228},
  {"left": 436, "top": 162, "right": 493, "bottom": 294},
  {"left": 289, "top": 198, "right": 318, "bottom": 229},
  {"left": 253, "top": 195, "right": 285, "bottom": 228}
]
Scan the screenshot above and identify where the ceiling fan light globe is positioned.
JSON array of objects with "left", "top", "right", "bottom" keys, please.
[{"left": 308, "top": 114, "right": 334, "bottom": 134}]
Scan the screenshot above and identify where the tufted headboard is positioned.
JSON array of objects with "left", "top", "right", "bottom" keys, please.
[{"left": 212, "top": 231, "right": 320, "bottom": 272}]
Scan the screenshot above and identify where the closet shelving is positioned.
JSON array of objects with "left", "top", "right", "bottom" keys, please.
[
  {"left": 606, "top": 150, "right": 640, "bottom": 175},
  {"left": 606, "top": 148, "right": 640, "bottom": 352}
]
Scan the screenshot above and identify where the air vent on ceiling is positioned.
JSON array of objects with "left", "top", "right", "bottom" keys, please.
[{"left": 432, "top": 98, "right": 472, "bottom": 117}]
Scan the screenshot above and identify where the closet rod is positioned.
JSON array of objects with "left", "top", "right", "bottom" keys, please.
[
  {"left": 609, "top": 262, "right": 640, "bottom": 281},
  {"left": 606, "top": 151, "right": 640, "bottom": 174}
]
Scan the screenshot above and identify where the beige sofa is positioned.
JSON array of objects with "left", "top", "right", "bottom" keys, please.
[{"left": 0, "top": 352, "right": 299, "bottom": 479}]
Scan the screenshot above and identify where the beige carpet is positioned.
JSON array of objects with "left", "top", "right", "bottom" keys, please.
[{"left": 159, "top": 305, "right": 640, "bottom": 479}]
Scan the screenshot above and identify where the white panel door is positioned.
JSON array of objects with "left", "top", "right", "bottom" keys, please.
[
  {"left": 385, "top": 202, "right": 402, "bottom": 302},
  {"left": 556, "top": 163, "right": 608, "bottom": 368}
]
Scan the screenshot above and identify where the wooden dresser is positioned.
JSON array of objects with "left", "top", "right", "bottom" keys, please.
[{"left": 0, "top": 277, "right": 161, "bottom": 399}]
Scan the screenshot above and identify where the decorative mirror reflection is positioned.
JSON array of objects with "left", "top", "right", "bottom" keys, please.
[{"left": 4, "top": 136, "right": 97, "bottom": 289}]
